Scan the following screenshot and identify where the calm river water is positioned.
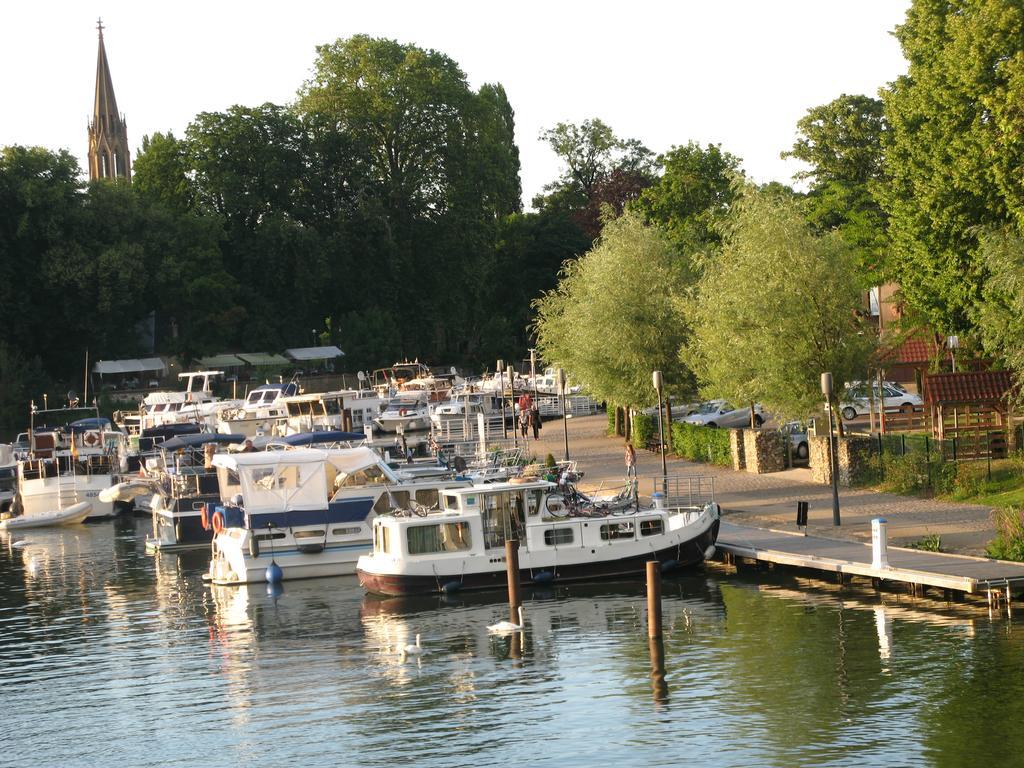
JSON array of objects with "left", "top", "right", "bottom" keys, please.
[{"left": 1, "top": 516, "right": 1022, "bottom": 768}]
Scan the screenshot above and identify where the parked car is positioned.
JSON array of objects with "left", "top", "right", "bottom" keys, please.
[
  {"left": 682, "top": 400, "right": 763, "bottom": 428},
  {"left": 839, "top": 383, "right": 923, "bottom": 421},
  {"left": 779, "top": 420, "right": 809, "bottom": 460}
]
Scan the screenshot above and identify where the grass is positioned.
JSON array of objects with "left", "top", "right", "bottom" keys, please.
[{"left": 904, "top": 533, "right": 943, "bottom": 552}]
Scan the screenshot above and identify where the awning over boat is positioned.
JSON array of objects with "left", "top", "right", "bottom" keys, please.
[
  {"left": 93, "top": 358, "right": 167, "bottom": 375},
  {"left": 269, "top": 431, "right": 365, "bottom": 447},
  {"left": 159, "top": 433, "right": 244, "bottom": 450},
  {"left": 196, "top": 354, "right": 245, "bottom": 368},
  {"left": 285, "top": 346, "right": 345, "bottom": 361},
  {"left": 236, "top": 353, "right": 290, "bottom": 367}
]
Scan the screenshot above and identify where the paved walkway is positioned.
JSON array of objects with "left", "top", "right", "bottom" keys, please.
[{"left": 527, "top": 414, "right": 998, "bottom": 556}]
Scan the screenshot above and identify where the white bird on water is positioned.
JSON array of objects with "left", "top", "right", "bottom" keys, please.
[
  {"left": 488, "top": 605, "right": 525, "bottom": 633},
  {"left": 403, "top": 634, "right": 426, "bottom": 655}
]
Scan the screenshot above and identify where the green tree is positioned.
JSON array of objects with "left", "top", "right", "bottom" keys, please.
[
  {"left": 974, "top": 228, "right": 1024, "bottom": 400},
  {"left": 532, "top": 209, "right": 694, "bottom": 407},
  {"left": 635, "top": 141, "right": 743, "bottom": 253},
  {"left": 132, "top": 131, "right": 194, "bottom": 211},
  {"left": 881, "top": 0, "right": 1024, "bottom": 334},
  {"left": 783, "top": 94, "right": 888, "bottom": 276},
  {"left": 686, "top": 184, "right": 876, "bottom": 420}
]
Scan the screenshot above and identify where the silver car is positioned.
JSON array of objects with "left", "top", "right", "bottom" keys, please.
[{"left": 682, "top": 400, "right": 764, "bottom": 428}]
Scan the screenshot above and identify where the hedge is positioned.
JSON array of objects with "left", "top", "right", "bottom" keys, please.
[
  {"left": 631, "top": 411, "right": 656, "bottom": 449},
  {"left": 670, "top": 421, "right": 731, "bottom": 466}
]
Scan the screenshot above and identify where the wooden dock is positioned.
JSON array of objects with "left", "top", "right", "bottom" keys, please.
[{"left": 716, "top": 521, "right": 1024, "bottom": 597}]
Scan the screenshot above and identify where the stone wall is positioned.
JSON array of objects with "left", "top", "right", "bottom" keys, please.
[
  {"left": 730, "top": 429, "right": 746, "bottom": 470},
  {"left": 809, "top": 434, "right": 875, "bottom": 486},
  {"left": 743, "top": 429, "right": 785, "bottom": 474}
]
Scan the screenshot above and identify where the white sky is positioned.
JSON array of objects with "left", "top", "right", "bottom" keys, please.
[{"left": 3, "top": 1, "right": 910, "bottom": 208}]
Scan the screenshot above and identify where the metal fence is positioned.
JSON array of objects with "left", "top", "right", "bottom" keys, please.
[{"left": 647, "top": 474, "right": 716, "bottom": 509}]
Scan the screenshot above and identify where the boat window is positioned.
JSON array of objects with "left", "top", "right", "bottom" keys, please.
[
  {"left": 325, "top": 399, "right": 342, "bottom": 415},
  {"left": 255, "top": 532, "right": 286, "bottom": 542},
  {"left": 442, "top": 493, "right": 459, "bottom": 511},
  {"left": 526, "top": 489, "right": 544, "bottom": 517},
  {"left": 639, "top": 518, "right": 664, "bottom": 536},
  {"left": 294, "top": 529, "right": 325, "bottom": 539},
  {"left": 332, "top": 526, "right": 362, "bottom": 536},
  {"left": 374, "top": 524, "right": 391, "bottom": 554},
  {"left": 544, "top": 528, "right": 574, "bottom": 546},
  {"left": 336, "top": 465, "right": 388, "bottom": 488},
  {"left": 406, "top": 522, "right": 472, "bottom": 555},
  {"left": 247, "top": 392, "right": 262, "bottom": 404},
  {"left": 600, "top": 522, "right": 636, "bottom": 541},
  {"left": 373, "top": 490, "right": 410, "bottom": 514},
  {"left": 415, "top": 488, "right": 439, "bottom": 508}
]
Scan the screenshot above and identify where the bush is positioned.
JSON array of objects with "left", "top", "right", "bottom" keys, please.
[
  {"left": 608, "top": 406, "right": 618, "bottom": 436},
  {"left": 544, "top": 453, "right": 557, "bottom": 468},
  {"left": 632, "top": 411, "right": 656, "bottom": 450},
  {"left": 670, "top": 422, "right": 731, "bottom": 466},
  {"left": 986, "top": 507, "right": 1024, "bottom": 562}
]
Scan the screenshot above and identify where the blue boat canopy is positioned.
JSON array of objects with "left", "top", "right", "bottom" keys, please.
[
  {"left": 159, "top": 433, "right": 246, "bottom": 451},
  {"left": 68, "top": 417, "right": 114, "bottom": 432},
  {"left": 270, "top": 431, "right": 365, "bottom": 447}
]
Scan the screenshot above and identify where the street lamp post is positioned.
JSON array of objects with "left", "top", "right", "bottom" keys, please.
[
  {"left": 557, "top": 367, "right": 569, "bottom": 462},
  {"left": 508, "top": 364, "right": 517, "bottom": 448},
  {"left": 497, "top": 359, "right": 507, "bottom": 439},
  {"left": 821, "top": 372, "right": 841, "bottom": 526},
  {"left": 652, "top": 370, "right": 668, "bottom": 484}
]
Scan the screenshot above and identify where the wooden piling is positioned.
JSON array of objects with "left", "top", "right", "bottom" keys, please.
[
  {"left": 505, "top": 539, "right": 521, "bottom": 623},
  {"left": 646, "top": 560, "right": 662, "bottom": 639}
]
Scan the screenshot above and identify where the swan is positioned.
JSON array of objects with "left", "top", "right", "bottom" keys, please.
[
  {"left": 403, "top": 633, "right": 426, "bottom": 655},
  {"left": 488, "top": 605, "right": 525, "bottom": 633}
]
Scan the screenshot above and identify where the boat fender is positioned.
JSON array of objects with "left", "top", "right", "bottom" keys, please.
[
  {"left": 200, "top": 504, "right": 210, "bottom": 531},
  {"left": 249, "top": 535, "right": 260, "bottom": 559},
  {"left": 533, "top": 570, "right": 555, "bottom": 584},
  {"left": 703, "top": 545, "right": 717, "bottom": 561},
  {"left": 212, "top": 510, "right": 225, "bottom": 535},
  {"left": 441, "top": 580, "right": 462, "bottom": 594},
  {"left": 660, "top": 559, "right": 680, "bottom": 574},
  {"left": 265, "top": 561, "right": 283, "bottom": 584},
  {"left": 174, "top": 523, "right": 183, "bottom": 544}
]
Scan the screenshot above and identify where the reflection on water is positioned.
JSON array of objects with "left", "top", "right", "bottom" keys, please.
[{"left": 1, "top": 518, "right": 1024, "bottom": 767}]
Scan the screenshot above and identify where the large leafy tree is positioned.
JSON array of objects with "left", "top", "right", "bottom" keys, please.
[
  {"left": 686, "top": 184, "right": 876, "bottom": 420},
  {"left": 881, "top": 0, "right": 1024, "bottom": 335},
  {"left": 782, "top": 94, "right": 888, "bottom": 277},
  {"left": 634, "top": 141, "right": 743, "bottom": 253},
  {"left": 532, "top": 209, "right": 694, "bottom": 407},
  {"left": 973, "top": 228, "right": 1024, "bottom": 398}
]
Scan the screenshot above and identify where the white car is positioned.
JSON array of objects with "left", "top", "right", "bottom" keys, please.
[
  {"left": 682, "top": 400, "right": 763, "bottom": 429},
  {"left": 780, "top": 421, "right": 809, "bottom": 460},
  {"left": 839, "top": 383, "right": 923, "bottom": 421}
]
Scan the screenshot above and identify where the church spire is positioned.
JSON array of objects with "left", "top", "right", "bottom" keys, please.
[{"left": 88, "top": 19, "right": 131, "bottom": 181}]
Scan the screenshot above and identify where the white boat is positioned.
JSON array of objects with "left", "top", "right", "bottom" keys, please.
[
  {"left": 13, "top": 406, "right": 128, "bottom": 522},
  {"left": 130, "top": 371, "right": 238, "bottom": 433},
  {"left": 0, "top": 501, "right": 92, "bottom": 530},
  {"left": 276, "top": 389, "right": 383, "bottom": 436},
  {"left": 374, "top": 393, "right": 431, "bottom": 433},
  {"left": 0, "top": 444, "right": 16, "bottom": 515},
  {"left": 206, "top": 446, "right": 471, "bottom": 585},
  {"left": 356, "top": 479, "right": 720, "bottom": 596},
  {"left": 216, "top": 382, "right": 299, "bottom": 437}
]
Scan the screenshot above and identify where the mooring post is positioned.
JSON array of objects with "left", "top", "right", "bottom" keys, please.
[
  {"left": 646, "top": 560, "right": 663, "bottom": 640},
  {"left": 505, "top": 538, "right": 521, "bottom": 623},
  {"left": 1007, "top": 582, "right": 1013, "bottom": 619},
  {"left": 871, "top": 518, "right": 889, "bottom": 570}
]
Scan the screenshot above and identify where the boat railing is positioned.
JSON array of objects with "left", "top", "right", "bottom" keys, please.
[
  {"left": 648, "top": 474, "right": 715, "bottom": 510},
  {"left": 535, "top": 395, "right": 601, "bottom": 418}
]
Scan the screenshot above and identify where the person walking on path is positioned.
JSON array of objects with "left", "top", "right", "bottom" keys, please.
[
  {"left": 519, "top": 408, "right": 530, "bottom": 440},
  {"left": 624, "top": 441, "right": 637, "bottom": 480},
  {"left": 531, "top": 403, "right": 541, "bottom": 440}
]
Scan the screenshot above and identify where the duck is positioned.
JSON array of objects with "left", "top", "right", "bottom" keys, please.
[{"left": 488, "top": 605, "right": 525, "bottom": 633}]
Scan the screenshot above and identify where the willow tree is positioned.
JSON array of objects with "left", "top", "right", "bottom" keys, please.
[
  {"left": 686, "top": 184, "right": 875, "bottom": 421},
  {"left": 531, "top": 209, "right": 694, "bottom": 409},
  {"left": 974, "top": 228, "right": 1024, "bottom": 401}
]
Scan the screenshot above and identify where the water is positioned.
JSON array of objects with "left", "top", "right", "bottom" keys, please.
[{"left": 2, "top": 517, "right": 1023, "bottom": 767}]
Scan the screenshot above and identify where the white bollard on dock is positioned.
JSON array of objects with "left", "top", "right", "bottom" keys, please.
[{"left": 871, "top": 518, "right": 889, "bottom": 570}]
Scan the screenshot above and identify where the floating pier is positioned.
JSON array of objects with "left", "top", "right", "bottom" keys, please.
[{"left": 716, "top": 521, "right": 1024, "bottom": 599}]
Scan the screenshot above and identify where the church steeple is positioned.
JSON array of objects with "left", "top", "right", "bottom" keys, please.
[{"left": 88, "top": 19, "right": 131, "bottom": 182}]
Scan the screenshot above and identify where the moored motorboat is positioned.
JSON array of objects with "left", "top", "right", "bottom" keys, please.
[
  {"left": 205, "top": 446, "right": 471, "bottom": 585},
  {"left": 374, "top": 393, "right": 431, "bottom": 433},
  {"left": 356, "top": 479, "right": 720, "bottom": 596}
]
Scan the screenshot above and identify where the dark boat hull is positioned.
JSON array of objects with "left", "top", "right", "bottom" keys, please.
[{"left": 358, "top": 518, "right": 719, "bottom": 596}]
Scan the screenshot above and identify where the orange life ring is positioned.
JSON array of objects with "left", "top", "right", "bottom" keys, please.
[
  {"left": 83, "top": 431, "right": 100, "bottom": 447},
  {"left": 212, "top": 510, "right": 225, "bottom": 535}
]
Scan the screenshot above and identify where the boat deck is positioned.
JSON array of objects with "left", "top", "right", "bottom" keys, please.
[{"left": 717, "top": 521, "right": 1024, "bottom": 595}]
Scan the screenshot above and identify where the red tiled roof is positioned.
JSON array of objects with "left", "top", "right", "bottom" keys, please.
[
  {"left": 880, "top": 335, "right": 940, "bottom": 365},
  {"left": 922, "top": 370, "right": 1016, "bottom": 405}
]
